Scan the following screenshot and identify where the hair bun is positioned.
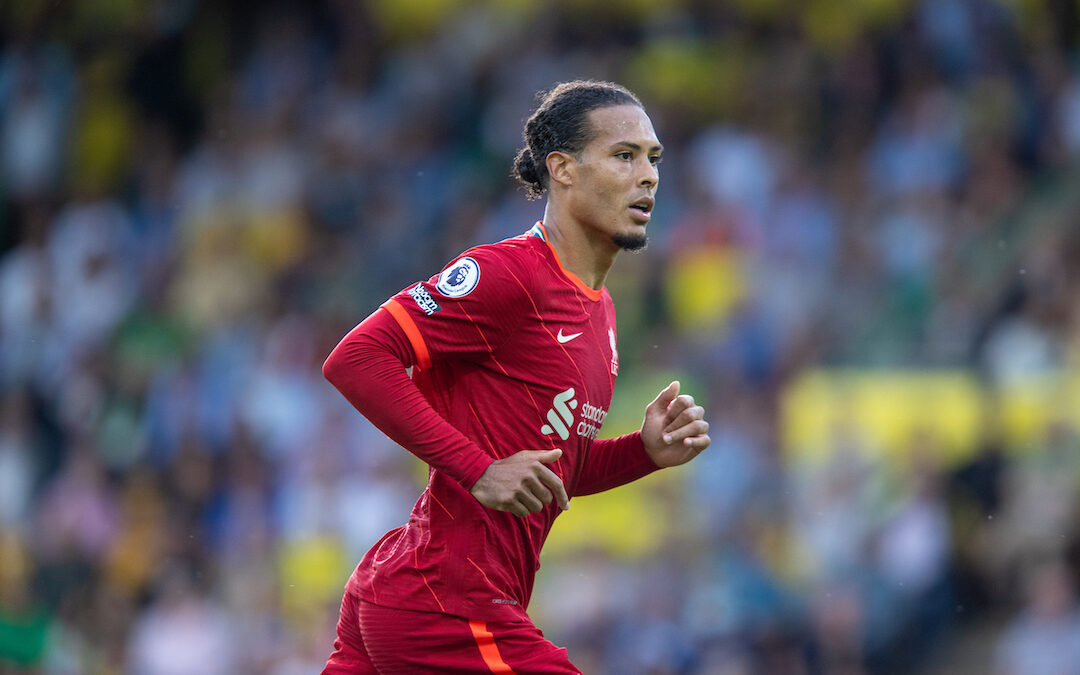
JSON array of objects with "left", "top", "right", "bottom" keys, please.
[{"left": 512, "top": 147, "right": 545, "bottom": 199}]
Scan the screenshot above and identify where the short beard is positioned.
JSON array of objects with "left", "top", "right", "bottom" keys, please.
[{"left": 612, "top": 232, "right": 649, "bottom": 252}]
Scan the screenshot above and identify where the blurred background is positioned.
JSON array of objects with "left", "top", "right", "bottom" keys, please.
[{"left": 3, "top": 0, "right": 1080, "bottom": 673}]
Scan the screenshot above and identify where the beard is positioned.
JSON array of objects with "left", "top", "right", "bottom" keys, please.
[{"left": 612, "top": 231, "right": 648, "bottom": 251}]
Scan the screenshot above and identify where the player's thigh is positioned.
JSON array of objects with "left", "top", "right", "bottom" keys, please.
[
  {"left": 472, "top": 618, "right": 581, "bottom": 674},
  {"left": 358, "top": 601, "right": 580, "bottom": 674},
  {"left": 321, "top": 592, "right": 377, "bottom": 674}
]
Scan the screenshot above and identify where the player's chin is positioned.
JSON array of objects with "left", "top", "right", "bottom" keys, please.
[{"left": 612, "top": 228, "right": 648, "bottom": 252}]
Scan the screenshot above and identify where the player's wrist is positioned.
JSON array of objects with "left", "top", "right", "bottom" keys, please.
[{"left": 461, "top": 456, "right": 496, "bottom": 491}]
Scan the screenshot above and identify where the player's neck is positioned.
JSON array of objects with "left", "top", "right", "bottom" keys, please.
[{"left": 541, "top": 205, "right": 618, "bottom": 291}]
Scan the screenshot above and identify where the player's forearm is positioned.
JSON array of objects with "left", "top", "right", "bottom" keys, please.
[
  {"left": 571, "top": 431, "right": 660, "bottom": 496},
  {"left": 323, "top": 310, "right": 493, "bottom": 489}
]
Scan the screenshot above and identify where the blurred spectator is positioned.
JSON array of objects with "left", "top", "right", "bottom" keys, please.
[
  {"left": 0, "top": 205, "right": 56, "bottom": 388},
  {"left": 982, "top": 418, "right": 1080, "bottom": 592},
  {"left": 994, "top": 557, "right": 1080, "bottom": 675},
  {"left": 0, "top": 390, "right": 37, "bottom": 531},
  {"left": 125, "top": 566, "right": 239, "bottom": 675},
  {"left": 0, "top": 43, "right": 74, "bottom": 200}
]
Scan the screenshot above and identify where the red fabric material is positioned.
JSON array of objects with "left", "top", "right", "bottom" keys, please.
[
  {"left": 323, "top": 308, "right": 493, "bottom": 489},
  {"left": 324, "top": 226, "right": 660, "bottom": 624},
  {"left": 321, "top": 591, "right": 376, "bottom": 674},
  {"left": 324, "top": 593, "right": 581, "bottom": 675},
  {"left": 573, "top": 430, "right": 657, "bottom": 496}
]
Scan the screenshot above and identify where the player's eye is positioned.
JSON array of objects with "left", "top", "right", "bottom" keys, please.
[
  {"left": 615, "top": 151, "right": 632, "bottom": 160},
  {"left": 649, "top": 155, "right": 662, "bottom": 166}
]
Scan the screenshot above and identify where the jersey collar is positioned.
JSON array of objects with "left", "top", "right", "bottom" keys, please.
[{"left": 530, "top": 221, "right": 603, "bottom": 301}]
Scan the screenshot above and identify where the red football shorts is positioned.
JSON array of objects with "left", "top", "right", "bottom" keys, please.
[{"left": 322, "top": 591, "right": 581, "bottom": 674}]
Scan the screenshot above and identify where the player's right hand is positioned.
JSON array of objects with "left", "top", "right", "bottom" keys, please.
[{"left": 469, "top": 449, "right": 570, "bottom": 517}]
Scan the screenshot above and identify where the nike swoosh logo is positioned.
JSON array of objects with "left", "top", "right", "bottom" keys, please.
[{"left": 556, "top": 329, "right": 583, "bottom": 344}]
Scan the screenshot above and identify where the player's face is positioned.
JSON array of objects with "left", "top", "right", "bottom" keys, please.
[{"left": 568, "top": 105, "right": 662, "bottom": 251}]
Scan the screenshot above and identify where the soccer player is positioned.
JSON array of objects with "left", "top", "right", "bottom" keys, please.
[{"left": 321, "top": 80, "right": 710, "bottom": 674}]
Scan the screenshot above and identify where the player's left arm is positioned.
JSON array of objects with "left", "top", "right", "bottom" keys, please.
[{"left": 571, "top": 381, "right": 709, "bottom": 497}]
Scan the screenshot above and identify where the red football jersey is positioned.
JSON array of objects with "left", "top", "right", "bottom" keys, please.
[{"left": 344, "top": 222, "right": 658, "bottom": 622}]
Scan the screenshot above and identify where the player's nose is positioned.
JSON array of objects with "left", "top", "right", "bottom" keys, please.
[{"left": 638, "top": 157, "right": 658, "bottom": 189}]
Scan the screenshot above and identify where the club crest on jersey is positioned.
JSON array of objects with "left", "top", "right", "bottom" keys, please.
[
  {"left": 436, "top": 257, "right": 481, "bottom": 298},
  {"left": 609, "top": 327, "right": 619, "bottom": 375}
]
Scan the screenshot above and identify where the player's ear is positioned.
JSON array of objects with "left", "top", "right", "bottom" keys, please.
[{"left": 546, "top": 151, "right": 574, "bottom": 188}]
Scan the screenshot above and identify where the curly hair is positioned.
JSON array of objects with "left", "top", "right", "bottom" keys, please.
[{"left": 512, "top": 80, "right": 643, "bottom": 199}]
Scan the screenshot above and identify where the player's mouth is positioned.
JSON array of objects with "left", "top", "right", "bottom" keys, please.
[{"left": 629, "top": 197, "right": 654, "bottom": 223}]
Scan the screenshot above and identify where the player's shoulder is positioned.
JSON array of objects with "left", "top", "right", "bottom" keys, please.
[
  {"left": 438, "top": 228, "right": 546, "bottom": 291},
  {"left": 461, "top": 228, "right": 544, "bottom": 265}
]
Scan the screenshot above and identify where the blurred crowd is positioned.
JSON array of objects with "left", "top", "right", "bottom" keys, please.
[{"left": 3, "top": 0, "right": 1080, "bottom": 673}]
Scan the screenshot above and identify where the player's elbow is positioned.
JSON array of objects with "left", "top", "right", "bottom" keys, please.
[
  {"left": 321, "top": 331, "right": 384, "bottom": 390},
  {"left": 322, "top": 344, "right": 350, "bottom": 388},
  {"left": 322, "top": 352, "right": 338, "bottom": 384}
]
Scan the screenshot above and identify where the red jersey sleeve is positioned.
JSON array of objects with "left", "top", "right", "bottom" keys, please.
[
  {"left": 322, "top": 308, "right": 494, "bottom": 489},
  {"left": 384, "top": 246, "right": 531, "bottom": 365},
  {"left": 572, "top": 431, "right": 660, "bottom": 496}
]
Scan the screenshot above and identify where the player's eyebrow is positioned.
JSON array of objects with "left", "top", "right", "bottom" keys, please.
[{"left": 613, "top": 141, "right": 664, "bottom": 154}]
